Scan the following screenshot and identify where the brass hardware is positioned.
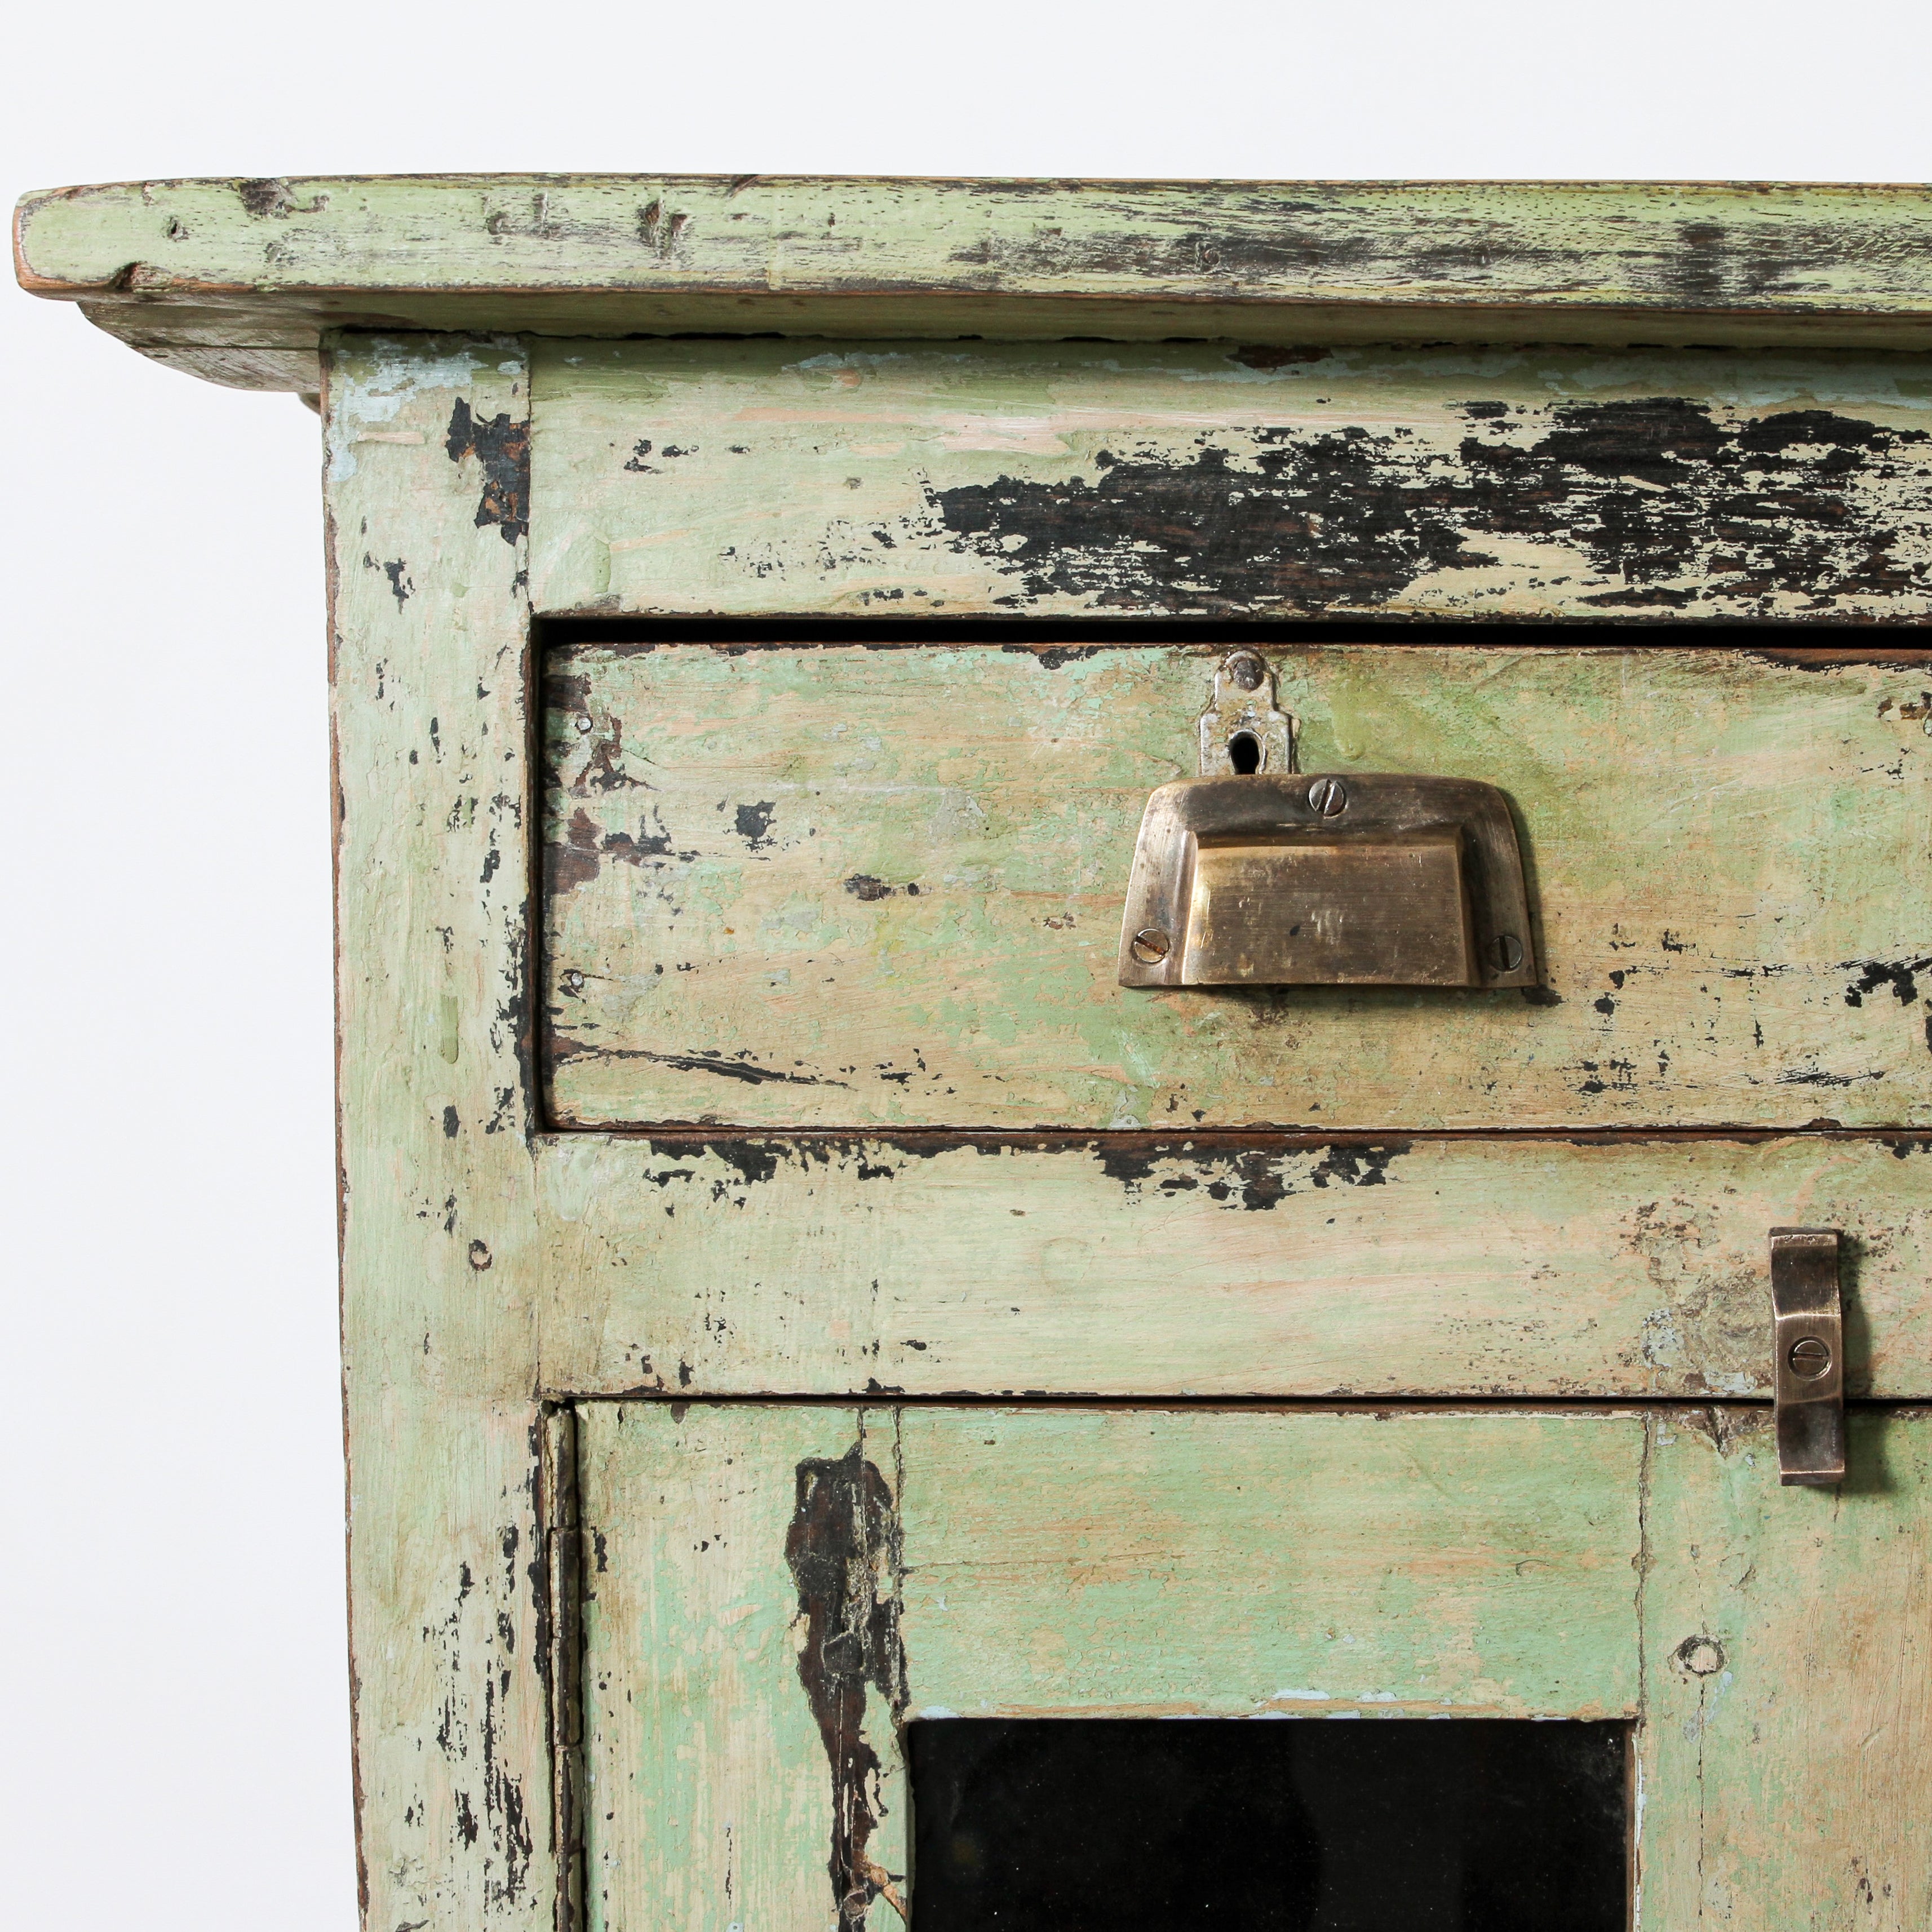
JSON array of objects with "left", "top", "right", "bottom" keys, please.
[
  {"left": 1197, "top": 650, "right": 1296, "bottom": 776},
  {"left": 1119, "top": 779, "right": 1535, "bottom": 989},
  {"left": 1123, "top": 650, "right": 1535, "bottom": 989},
  {"left": 1769, "top": 1228, "right": 1845, "bottom": 1487},
  {"left": 1118, "top": 780, "right": 1536, "bottom": 990}
]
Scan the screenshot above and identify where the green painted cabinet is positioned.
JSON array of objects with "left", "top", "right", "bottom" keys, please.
[{"left": 19, "top": 175, "right": 1930, "bottom": 1931}]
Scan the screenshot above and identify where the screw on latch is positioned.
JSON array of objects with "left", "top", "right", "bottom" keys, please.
[
  {"left": 1227, "top": 651, "right": 1265, "bottom": 692},
  {"left": 1492, "top": 934, "right": 1524, "bottom": 973},
  {"left": 1129, "top": 927, "right": 1172, "bottom": 964},
  {"left": 1307, "top": 778, "right": 1348, "bottom": 816},
  {"left": 1789, "top": 1336, "right": 1832, "bottom": 1379}
]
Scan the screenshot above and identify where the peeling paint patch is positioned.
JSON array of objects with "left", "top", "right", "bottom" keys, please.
[
  {"left": 446, "top": 397, "right": 531, "bottom": 546},
  {"left": 1096, "top": 1141, "right": 1410, "bottom": 1207},
  {"left": 786, "top": 1442, "right": 906, "bottom": 1929},
  {"left": 1841, "top": 956, "right": 1928, "bottom": 1007},
  {"left": 845, "top": 874, "right": 922, "bottom": 901},
  {"left": 733, "top": 800, "right": 778, "bottom": 850},
  {"left": 930, "top": 400, "right": 1932, "bottom": 614}
]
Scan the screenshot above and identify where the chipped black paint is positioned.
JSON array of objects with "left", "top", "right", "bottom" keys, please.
[
  {"left": 931, "top": 400, "right": 1932, "bottom": 614},
  {"left": 845, "top": 874, "right": 921, "bottom": 901},
  {"left": 708, "top": 1140, "right": 783, "bottom": 1187},
  {"left": 446, "top": 397, "right": 530, "bottom": 546},
  {"left": 999, "top": 641, "right": 1102, "bottom": 668},
  {"left": 786, "top": 1443, "right": 906, "bottom": 1929},
  {"left": 733, "top": 800, "right": 777, "bottom": 849},
  {"left": 1308, "top": 1143, "right": 1408, "bottom": 1187},
  {"left": 1096, "top": 1139, "right": 1410, "bottom": 1206},
  {"left": 1842, "top": 957, "right": 1927, "bottom": 1007},
  {"left": 546, "top": 1041, "right": 850, "bottom": 1088}
]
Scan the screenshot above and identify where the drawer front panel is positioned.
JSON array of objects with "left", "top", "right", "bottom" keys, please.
[
  {"left": 574, "top": 1402, "right": 1931, "bottom": 1932},
  {"left": 535, "top": 1132, "right": 1932, "bottom": 1399},
  {"left": 542, "top": 642, "right": 1930, "bottom": 1131},
  {"left": 528, "top": 339, "right": 1932, "bottom": 622}
]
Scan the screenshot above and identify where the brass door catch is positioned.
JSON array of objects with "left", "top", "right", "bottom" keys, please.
[
  {"left": 1769, "top": 1228, "right": 1845, "bottom": 1487},
  {"left": 1119, "top": 650, "right": 1537, "bottom": 990}
]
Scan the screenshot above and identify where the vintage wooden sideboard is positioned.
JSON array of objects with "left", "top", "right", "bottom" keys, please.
[{"left": 17, "top": 176, "right": 1930, "bottom": 1931}]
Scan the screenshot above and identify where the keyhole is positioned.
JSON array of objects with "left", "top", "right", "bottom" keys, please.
[{"left": 1228, "top": 732, "right": 1261, "bottom": 774}]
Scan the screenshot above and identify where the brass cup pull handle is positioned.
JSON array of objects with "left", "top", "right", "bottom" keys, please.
[
  {"left": 1769, "top": 1227, "right": 1846, "bottom": 1487},
  {"left": 1116, "top": 773, "right": 1537, "bottom": 991}
]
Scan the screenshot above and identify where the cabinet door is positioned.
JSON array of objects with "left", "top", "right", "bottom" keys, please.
[{"left": 573, "top": 1402, "right": 1930, "bottom": 1931}]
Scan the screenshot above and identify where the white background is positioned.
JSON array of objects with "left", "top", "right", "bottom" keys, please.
[{"left": 4, "top": 6, "right": 1930, "bottom": 1925}]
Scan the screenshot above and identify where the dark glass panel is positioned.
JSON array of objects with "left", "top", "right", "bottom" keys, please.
[{"left": 907, "top": 1716, "right": 1628, "bottom": 1931}]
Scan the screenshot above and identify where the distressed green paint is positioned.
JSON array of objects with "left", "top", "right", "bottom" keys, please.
[
  {"left": 543, "top": 642, "right": 1931, "bottom": 1129},
  {"left": 329, "top": 336, "right": 554, "bottom": 1927},
  {"left": 535, "top": 1133, "right": 1932, "bottom": 1400},
  {"left": 25, "top": 176, "right": 1932, "bottom": 311},
  {"left": 529, "top": 337, "right": 1932, "bottom": 619},
  {"left": 23, "top": 165, "right": 1919, "bottom": 1931},
  {"left": 575, "top": 1403, "right": 873, "bottom": 1932},
  {"left": 1639, "top": 1409, "right": 1932, "bottom": 1929},
  {"left": 27, "top": 179, "right": 1932, "bottom": 397},
  {"left": 894, "top": 1407, "right": 1643, "bottom": 1717},
  {"left": 577, "top": 1403, "right": 1644, "bottom": 1932}
]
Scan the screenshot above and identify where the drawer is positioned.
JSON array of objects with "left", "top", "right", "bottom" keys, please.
[
  {"left": 568, "top": 1400, "right": 1932, "bottom": 1930},
  {"left": 540, "top": 638, "right": 1931, "bottom": 1132}
]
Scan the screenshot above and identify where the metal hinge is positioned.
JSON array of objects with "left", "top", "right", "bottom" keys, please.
[
  {"left": 539, "top": 1403, "right": 586, "bottom": 1932},
  {"left": 1769, "top": 1228, "right": 1846, "bottom": 1487}
]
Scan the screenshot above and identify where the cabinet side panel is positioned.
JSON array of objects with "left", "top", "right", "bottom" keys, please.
[
  {"left": 329, "top": 335, "right": 552, "bottom": 1927},
  {"left": 1638, "top": 1408, "right": 1932, "bottom": 1930}
]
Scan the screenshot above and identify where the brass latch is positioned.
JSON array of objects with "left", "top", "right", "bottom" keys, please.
[
  {"left": 1769, "top": 1228, "right": 1845, "bottom": 1487},
  {"left": 1118, "top": 650, "right": 1537, "bottom": 990}
]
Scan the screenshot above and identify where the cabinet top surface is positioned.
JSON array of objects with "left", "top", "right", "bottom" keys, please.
[{"left": 20, "top": 176, "right": 1932, "bottom": 395}]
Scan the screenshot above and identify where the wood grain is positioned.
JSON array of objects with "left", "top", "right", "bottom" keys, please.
[
  {"left": 535, "top": 1132, "right": 1932, "bottom": 1399},
  {"left": 28, "top": 179, "right": 1932, "bottom": 395},
  {"left": 329, "top": 335, "right": 553, "bottom": 1929},
  {"left": 540, "top": 641, "right": 1932, "bottom": 1129},
  {"left": 1639, "top": 1407, "right": 1932, "bottom": 1930}
]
